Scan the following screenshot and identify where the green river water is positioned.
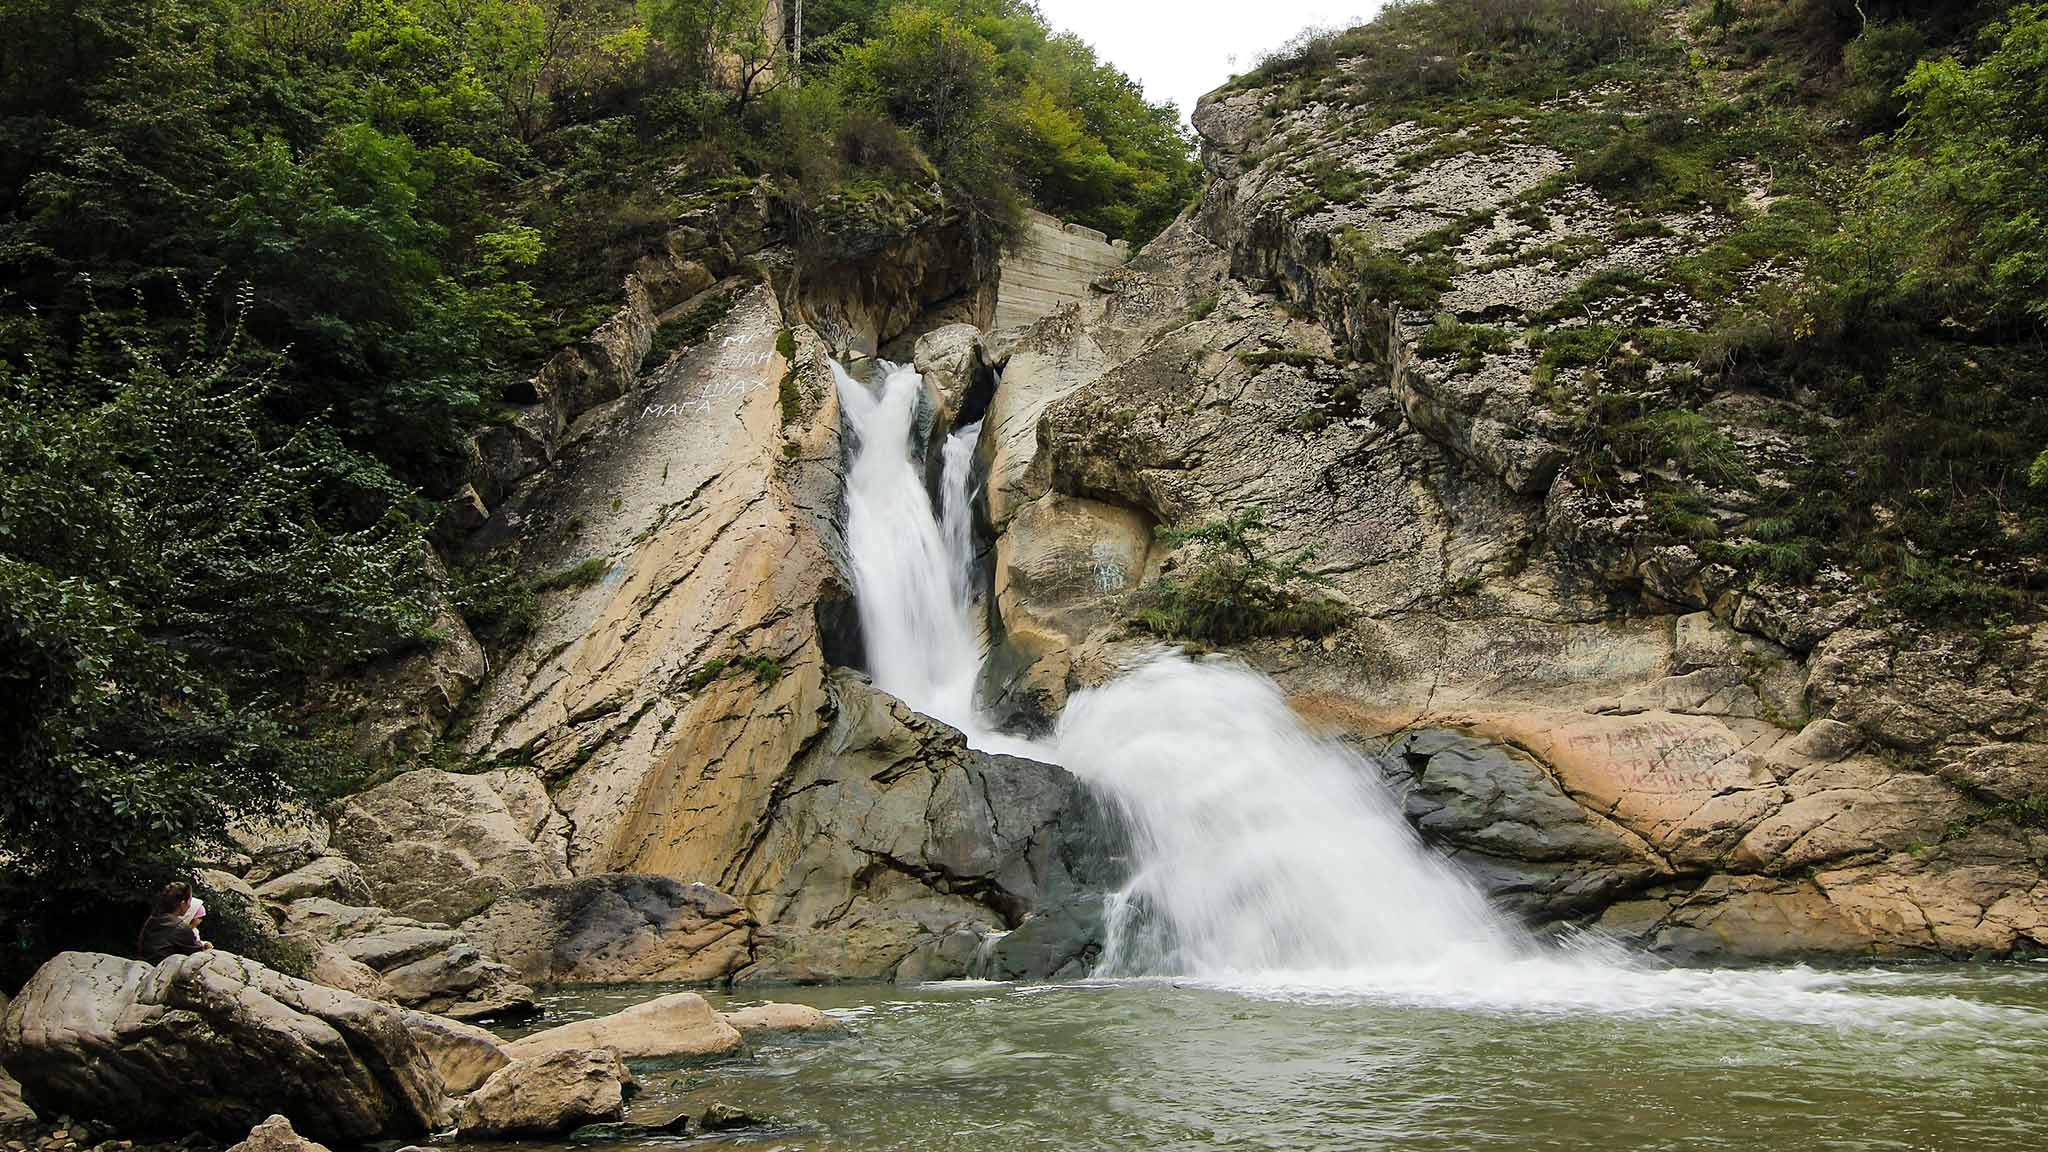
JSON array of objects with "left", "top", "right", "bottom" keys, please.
[{"left": 483, "top": 963, "right": 2048, "bottom": 1152}]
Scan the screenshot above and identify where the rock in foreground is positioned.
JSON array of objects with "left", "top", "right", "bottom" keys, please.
[
  {"left": 0, "top": 952, "right": 444, "bottom": 1143},
  {"left": 226, "top": 1115, "right": 331, "bottom": 1152},
  {"left": 453, "top": 1049, "right": 632, "bottom": 1137},
  {"left": 505, "top": 993, "right": 741, "bottom": 1062}
]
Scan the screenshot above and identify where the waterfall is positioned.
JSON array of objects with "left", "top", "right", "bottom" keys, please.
[
  {"left": 834, "top": 359, "right": 1522, "bottom": 978},
  {"left": 1057, "top": 657, "right": 1517, "bottom": 975}
]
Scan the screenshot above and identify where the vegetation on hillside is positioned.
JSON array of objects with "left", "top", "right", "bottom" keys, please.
[
  {"left": 1236, "top": 0, "right": 2048, "bottom": 623},
  {"left": 0, "top": 0, "right": 1195, "bottom": 970}
]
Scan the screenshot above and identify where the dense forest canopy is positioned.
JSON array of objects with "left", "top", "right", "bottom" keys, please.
[{"left": 0, "top": 0, "right": 1195, "bottom": 953}]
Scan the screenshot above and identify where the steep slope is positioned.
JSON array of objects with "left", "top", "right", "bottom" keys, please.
[{"left": 976, "top": 0, "right": 2047, "bottom": 957}]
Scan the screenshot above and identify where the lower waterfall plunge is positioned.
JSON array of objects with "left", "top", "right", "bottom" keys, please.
[{"left": 831, "top": 361, "right": 2026, "bottom": 1022}]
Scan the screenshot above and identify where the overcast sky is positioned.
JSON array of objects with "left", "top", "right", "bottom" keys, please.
[{"left": 1033, "top": 0, "right": 1390, "bottom": 124}]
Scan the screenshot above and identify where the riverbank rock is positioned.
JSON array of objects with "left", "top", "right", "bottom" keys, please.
[
  {"left": 397, "top": 1011, "right": 509, "bottom": 1096},
  {"left": 225, "top": 1115, "right": 329, "bottom": 1152},
  {"left": 254, "top": 857, "right": 373, "bottom": 906},
  {"left": 331, "top": 767, "right": 571, "bottom": 925},
  {"left": 452, "top": 1050, "right": 632, "bottom": 1138},
  {"left": 727, "top": 671, "right": 1123, "bottom": 983},
  {"left": 504, "top": 993, "right": 741, "bottom": 1062},
  {"left": 0, "top": 991, "right": 29, "bottom": 1130},
  {"left": 458, "top": 876, "right": 753, "bottom": 985},
  {"left": 0, "top": 952, "right": 444, "bottom": 1143},
  {"left": 718, "top": 1004, "right": 840, "bottom": 1033},
  {"left": 282, "top": 899, "right": 535, "bottom": 1021}
]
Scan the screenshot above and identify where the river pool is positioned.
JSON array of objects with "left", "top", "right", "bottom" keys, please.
[{"left": 481, "top": 962, "right": 2048, "bottom": 1152}]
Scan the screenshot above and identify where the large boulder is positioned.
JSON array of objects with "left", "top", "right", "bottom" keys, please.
[
  {"left": 728, "top": 672, "right": 1124, "bottom": 983},
  {"left": 452, "top": 1049, "right": 632, "bottom": 1137},
  {"left": 331, "top": 767, "right": 571, "bottom": 925},
  {"left": 0, "top": 952, "right": 445, "bottom": 1143},
  {"left": 0, "top": 993, "right": 29, "bottom": 1130},
  {"left": 1377, "top": 729, "right": 1670, "bottom": 919},
  {"left": 504, "top": 993, "right": 742, "bottom": 1062},
  {"left": 397, "top": 1010, "right": 510, "bottom": 1096},
  {"left": 283, "top": 899, "right": 535, "bottom": 1020},
  {"left": 255, "top": 856, "right": 373, "bottom": 906},
  {"left": 459, "top": 876, "right": 754, "bottom": 985}
]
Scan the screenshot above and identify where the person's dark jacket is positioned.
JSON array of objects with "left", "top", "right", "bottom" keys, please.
[{"left": 136, "top": 914, "right": 204, "bottom": 963}]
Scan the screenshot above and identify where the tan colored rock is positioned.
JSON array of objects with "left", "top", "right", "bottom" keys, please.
[
  {"left": 719, "top": 1003, "right": 841, "bottom": 1033},
  {"left": 331, "top": 767, "right": 570, "bottom": 925},
  {"left": 462, "top": 294, "right": 842, "bottom": 884},
  {"left": 452, "top": 1049, "right": 631, "bottom": 1137},
  {"left": 910, "top": 323, "right": 985, "bottom": 413},
  {"left": 987, "top": 492, "right": 1154, "bottom": 720},
  {"left": 0, "top": 951, "right": 443, "bottom": 1143},
  {"left": 284, "top": 899, "right": 534, "bottom": 1020},
  {"left": 1597, "top": 875, "right": 1874, "bottom": 959},
  {"left": 226, "top": 1115, "right": 330, "bottom": 1152},
  {"left": 256, "top": 856, "right": 373, "bottom": 906},
  {"left": 397, "top": 1011, "right": 509, "bottom": 1096},
  {"left": 308, "top": 945, "right": 394, "bottom": 1002},
  {"left": 229, "top": 812, "right": 332, "bottom": 886},
  {"left": 504, "top": 993, "right": 741, "bottom": 1062},
  {"left": 994, "top": 210, "right": 1127, "bottom": 330},
  {"left": 0, "top": 992, "right": 29, "bottom": 1130}
]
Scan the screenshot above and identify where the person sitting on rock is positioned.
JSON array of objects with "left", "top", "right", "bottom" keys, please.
[{"left": 136, "top": 881, "right": 214, "bottom": 963}]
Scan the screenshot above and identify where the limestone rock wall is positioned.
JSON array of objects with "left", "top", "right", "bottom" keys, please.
[
  {"left": 992, "top": 210, "right": 1129, "bottom": 331},
  {"left": 950, "top": 73, "right": 2048, "bottom": 960}
]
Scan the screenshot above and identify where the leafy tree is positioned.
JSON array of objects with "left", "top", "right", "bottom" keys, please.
[
  {"left": 0, "top": 304, "right": 433, "bottom": 896},
  {"left": 1833, "top": 3, "right": 2048, "bottom": 331}
]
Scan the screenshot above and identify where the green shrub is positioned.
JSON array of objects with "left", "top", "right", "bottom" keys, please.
[
  {"left": 453, "top": 560, "right": 540, "bottom": 645},
  {"left": 1416, "top": 314, "right": 1513, "bottom": 373},
  {"left": 1615, "top": 409, "right": 1752, "bottom": 488},
  {"left": 1129, "top": 508, "right": 1348, "bottom": 645},
  {"left": 535, "top": 557, "right": 613, "bottom": 593},
  {"left": 642, "top": 290, "right": 739, "bottom": 371}
]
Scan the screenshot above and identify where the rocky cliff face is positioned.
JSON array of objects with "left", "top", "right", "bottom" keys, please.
[
  {"left": 333, "top": 21, "right": 2043, "bottom": 970},
  {"left": 338, "top": 197, "right": 1123, "bottom": 982},
  {"left": 955, "top": 63, "right": 2047, "bottom": 958}
]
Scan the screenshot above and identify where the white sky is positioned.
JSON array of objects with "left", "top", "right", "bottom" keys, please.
[{"left": 1033, "top": 0, "right": 1391, "bottom": 124}]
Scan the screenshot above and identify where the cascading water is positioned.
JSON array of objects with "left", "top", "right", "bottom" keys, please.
[
  {"left": 1059, "top": 658, "right": 1516, "bottom": 976},
  {"left": 833, "top": 359, "right": 2037, "bottom": 1022},
  {"left": 834, "top": 358, "right": 1521, "bottom": 976}
]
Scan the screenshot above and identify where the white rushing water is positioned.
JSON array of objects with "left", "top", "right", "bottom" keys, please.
[{"left": 832, "top": 359, "right": 2044, "bottom": 1026}]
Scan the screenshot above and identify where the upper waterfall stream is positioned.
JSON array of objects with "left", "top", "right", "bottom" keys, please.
[{"left": 830, "top": 360, "right": 2046, "bottom": 1021}]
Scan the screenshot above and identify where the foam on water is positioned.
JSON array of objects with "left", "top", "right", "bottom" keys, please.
[{"left": 832, "top": 359, "right": 2045, "bottom": 1031}]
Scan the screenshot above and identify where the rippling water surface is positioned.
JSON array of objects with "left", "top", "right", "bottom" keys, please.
[{"left": 496, "top": 966, "right": 2048, "bottom": 1152}]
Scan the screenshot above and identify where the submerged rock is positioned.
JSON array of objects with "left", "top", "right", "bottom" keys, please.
[
  {"left": 697, "top": 1104, "right": 761, "bottom": 1133},
  {"left": 0, "top": 952, "right": 444, "bottom": 1143},
  {"left": 504, "top": 993, "right": 742, "bottom": 1062},
  {"left": 718, "top": 1003, "right": 840, "bottom": 1033}
]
